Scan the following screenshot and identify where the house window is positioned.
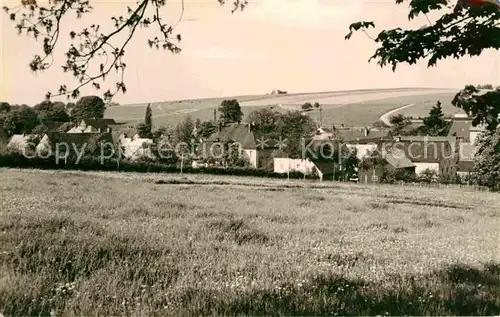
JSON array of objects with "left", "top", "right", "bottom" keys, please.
[{"left": 371, "top": 175, "right": 379, "bottom": 182}]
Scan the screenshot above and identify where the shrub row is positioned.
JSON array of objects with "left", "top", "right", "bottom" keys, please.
[{"left": 0, "top": 153, "right": 317, "bottom": 180}]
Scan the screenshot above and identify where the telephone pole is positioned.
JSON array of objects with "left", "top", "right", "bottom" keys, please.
[{"left": 319, "top": 106, "right": 323, "bottom": 127}]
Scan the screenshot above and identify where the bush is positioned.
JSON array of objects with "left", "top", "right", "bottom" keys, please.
[
  {"left": 0, "top": 152, "right": 318, "bottom": 180},
  {"left": 418, "top": 169, "right": 438, "bottom": 183}
]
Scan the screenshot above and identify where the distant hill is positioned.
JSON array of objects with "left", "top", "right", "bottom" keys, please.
[{"left": 105, "top": 88, "right": 457, "bottom": 128}]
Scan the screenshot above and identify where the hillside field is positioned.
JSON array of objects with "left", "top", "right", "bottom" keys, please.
[
  {"left": 1, "top": 169, "right": 499, "bottom": 315},
  {"left": 105, "top": 88, "right": 459, "bottom": 127}
]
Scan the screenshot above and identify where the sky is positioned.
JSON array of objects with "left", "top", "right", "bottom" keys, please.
[{"left": 0, "top": 0, "right": 499, "bottom": 105}]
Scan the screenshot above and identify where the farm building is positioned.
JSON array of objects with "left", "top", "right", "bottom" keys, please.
[
  {"left": 440, "top": 142, "right": 478, "bottom": 183},
  {"left": 358, "top": 148, "right": 416, "bottom": 184},
  {"left": 204, "top": 122, "right": 278, "bottom": 169},
  {"left": 117, "top": 134, "right": 154, "bottom": 161},
  {"left": 447, "top": 114, "right": 487, "bottom": 144},
  {"left": 448, "top": 116, "right": 473, "bottom": 142},
  {"left": 388, "top": 136, "right": 457, "bottom": 175},
  {"left": 36, "top": 132, "right": 115, "bottom": 160}
]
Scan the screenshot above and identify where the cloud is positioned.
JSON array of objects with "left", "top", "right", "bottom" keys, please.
[
  {"left": 189, "top": 45, "right": 267, "bottom": 61},
  {"left": 249, "top": 0, "right": 362, "bottom": 28}
]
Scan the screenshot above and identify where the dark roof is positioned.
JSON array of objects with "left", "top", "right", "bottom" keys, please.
[
  {"left": 81, "top": 118, "right": 117, "bottom": 131},
  {"left": 46, "top": 132, "right": 114, "bottom": 148},
  {"left": 333, "top": 128, "right": 391, "bottom": 143},
  {"left": 383, "top": 148, "right": 416, "bottom": 169},
  {"left": 207, "top": 123, "right": 276, "bottom": 150},
  {"left": 310, "top": 159, "right": 335, "bottom": 176}
]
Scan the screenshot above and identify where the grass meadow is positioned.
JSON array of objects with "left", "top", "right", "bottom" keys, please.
[
  {"left": 1, "top": 169, "right": 499, "bottom": 316},
  {"left": 105, "top": 88, "right": 458, "bottom": 128}
]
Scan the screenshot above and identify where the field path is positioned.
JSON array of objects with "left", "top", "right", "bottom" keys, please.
[{"left": 379, "top": 103, "right": 415, "bottom": 126}]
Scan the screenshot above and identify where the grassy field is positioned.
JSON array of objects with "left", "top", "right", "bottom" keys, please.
[
  {"left": 1, "top": 169, "right": 499, "bottom": 316},
  {"left": 104, "top": 88, "right": 458, "bottom": 128},
  {"left": 390, "top": 92, "right": 463, "bottom": 119},
  {"left": 303, "top": 91, "right": 458, "bottom": 127}
]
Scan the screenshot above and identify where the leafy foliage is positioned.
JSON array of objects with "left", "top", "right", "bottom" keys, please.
[
  {"left": 389, "top": 114, "right": 413, "bottom": 136},
  {"left": 218, "top": 99, "right": 243, "bottom": 124},
  {"left": 346, "top": 0, "right": 500, "bottom": 130},
  {"left": 472, "top": 128, "right": 500, "bottom": 190},
  {"left": 346, "top": 1, "right": 499, "bottom": 71},
  {"left": 145, "top": 103, "right": 152, "bottom": 127},
  {"left": 3, "top": 0, "right": 247, "bottom": 101},
  {"left": 422, "top": 101, "right": 450, "bottom": 136},
  {"left": 137, "top": 103, "right": 153, "bottom": 138},
  {"left": 0, "top": 104, "right": 38, "bottom": 135},
  {"left": 34, "top": 100, "right": 70, "bottom": 123},
  {"left": 137, "top": 123, "right": 153, "bottom": 139},
  {"left": 301, "top": 102, "right": 313, "bottom": 111},
  {"left": 196, "top": 120, "right": 216, "bottom": 140},
  {"left": 276, "top": 111, "right": 316, "bottom": 159},
  {"left": 418, "top": 168, "right": 438, "bottom": 183},
  {"left": 247, "top": 108, "right": 282, "bottom": 134},
  {"left": 71, "top": 95, "right": 106, "bottom": 121},
  {"left": 452, "top": 85, "right": 500, "bottom": 131},
  {"left": 0, "top": 102, "right": 11, "bottom": 113},
  {"left": 175, "top": 115, "right": 195, "bottom": 144}
]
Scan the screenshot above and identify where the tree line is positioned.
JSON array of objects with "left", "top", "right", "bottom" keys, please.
[{"left": 0, "top": 95, "right": 109, "bottom": 136}]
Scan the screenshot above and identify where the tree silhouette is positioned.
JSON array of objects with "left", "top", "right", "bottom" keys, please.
[
  {"left": 423, "top": 101, "right": 449, "bottom": 136},
  {"left": 218, "top": 100, "right": 243, "bottom": 124}
]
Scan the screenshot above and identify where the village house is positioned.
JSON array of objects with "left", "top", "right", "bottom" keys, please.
[
  {"left": 36, "top": 132, "right": 115, "bottom": 159},
  {"left": 6, "top": 134, "right": 37, "bottom": 153},
  {"left": 203, "top": 122, "right": 278, "bottom": 169},
  {"left": 67, "top": 118, "right": 117, "bottom": 134},
  {"left": 440, "top": 139, "right": 479, "bottom": 183},
  {"left": 448, "top": 113, "right": 473, "bottom": 142},
  {"left": 440, "top": 114, "right": 487, "bottom": 182},
  {"left": 105, "top": 125, "right": 155, "bottom": 161},
  {"left": 358, "top": 147, "right": 416, "bottom": 184},
  {"left": 273, "top": 140, "right": 357, "bottom": 181},
  {"left": 388, "top": 135, "right": 457, "bottom": 175},
  {"left": 116, "top": 133, "right": 154, "bottom": 161}
]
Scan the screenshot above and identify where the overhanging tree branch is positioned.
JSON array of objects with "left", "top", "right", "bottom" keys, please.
[{"left": 3, "top": 0, "right": 247, "bottom": 101}]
